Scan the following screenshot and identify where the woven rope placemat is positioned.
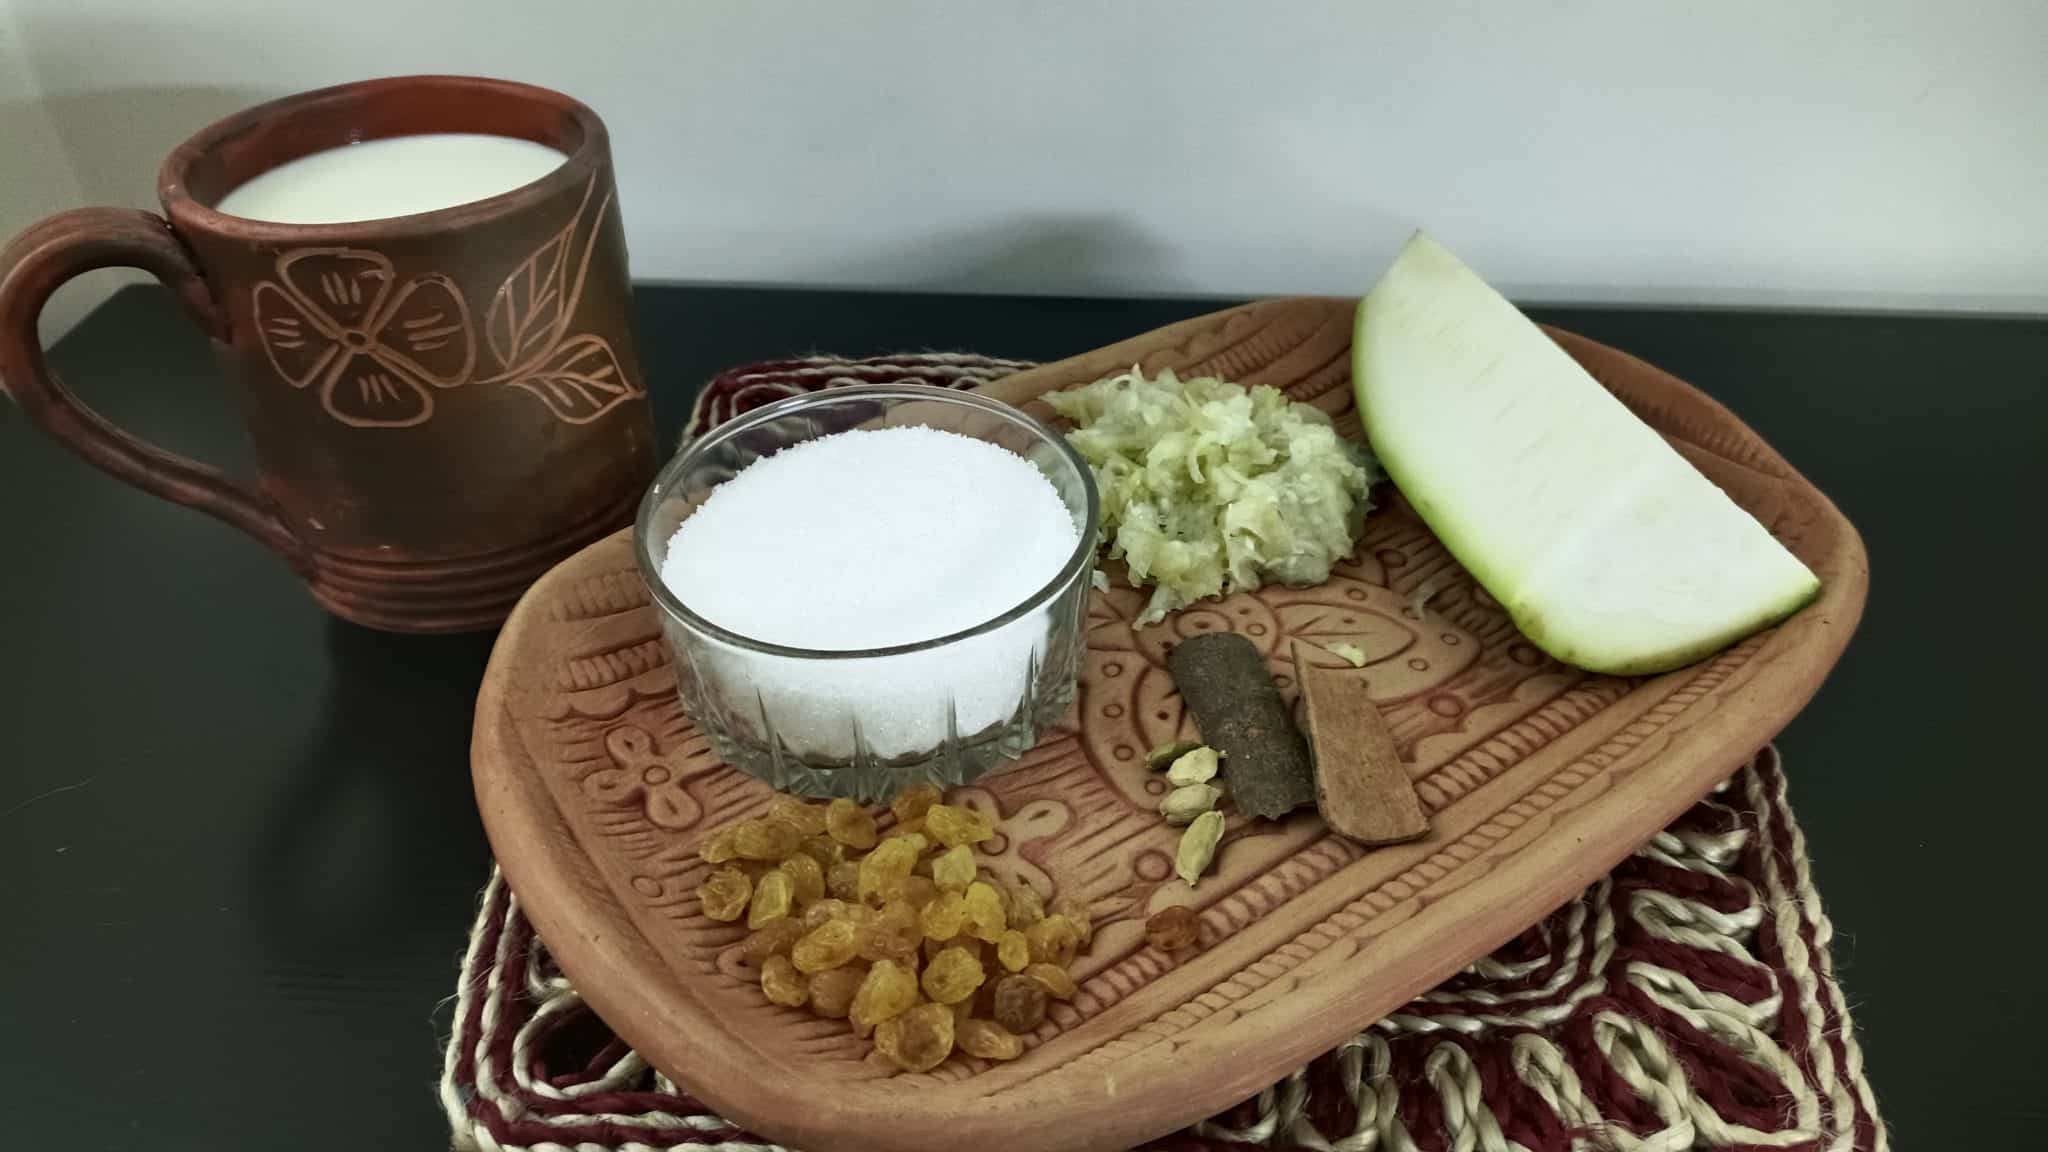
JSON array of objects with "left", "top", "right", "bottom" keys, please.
[{"left": 441, "top": 354, "right": 1886, "bottom": 1152}]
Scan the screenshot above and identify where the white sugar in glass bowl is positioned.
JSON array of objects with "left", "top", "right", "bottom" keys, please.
[{"left": 634, "top": 384, "right": 1098, "bottom": 800}]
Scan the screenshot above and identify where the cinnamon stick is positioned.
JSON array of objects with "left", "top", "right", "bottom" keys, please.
[
  {"left": 1290, "top": 643, "right": 1429, "bottom": 845},
  {"left": 1167, "top": 633, "right": 1314, "bottom": 819}
]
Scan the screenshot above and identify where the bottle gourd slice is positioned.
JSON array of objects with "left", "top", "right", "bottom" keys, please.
[{"left": 1354, "top": 233, "right": 1819, "bottom": 675}]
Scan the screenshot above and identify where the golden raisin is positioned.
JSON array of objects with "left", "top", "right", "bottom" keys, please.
[
  {"left": 797, "top": 834, "right": 843, "bottom": 871},
  {"left": 885, "top": 874, "right": 939, "bottom": 910},
  {"left": 697, "top": 866, "right": 751, "bottom": 923},
  {"left": 956, "top": 1018, "right": 1024, "bottom": 1061},
  {"left": 849, "top": 958, "right": 918, "bottom": 1037},
  {"left": 1023, "top": 962, "right": 1076, "bottom": 1000},
  {"left": 803, "top": 898, "right": 854, "bottom": 931},
  {"left": 981, "top": 974, "right": 1007, "bottom": 1006},
  {"left": 768, "top": 795, "right": 829, "bottom": 836},
  {"left": 760, "top": 954, "right": 808, "bottom": 1008},
  {"left": 988, "top": 882, "right": 1015, "bottom": 920},
  {"left": 827, "top": 860, "right": 861, "bottom": 902},
  {"left": 895, "top": 816, "right": 926, "bottom": 842},
  {"left": 748, "top": 870, "right": 794, "bottom": 929},
  {"left": 890, "top": 783, "right": 942, "bottom": 826},
  {"left": 808, "top": 965, "right": 865, "bottom": 1019},
  {"left": 779, "top": 854, "right": 826, "bottom": 905},
  {"left": 920, "top": 889, "right": 967, "bottom": 941},
  {"left": 857, "top": 900, "right": 923, "bottom": 963},
  {"left": 1024, "top": 914, "right": 1082, "bottom": 967},
  {"left": 1004, "top": 882, "right": 1046, "bottom": 928},
  {"left": 738, "top": 917, "right": 805, "bottom": 965},
  {"left": 791, "top": 919, "right": 860, "bottom": 974},
  {"left": 921, "top": 945, "right": 986, "bottom": 1004},
  {"left": 996, "top": 930, "right": 1030, "bottom": 973},
  {"left": 992, "top": 975, "right": 1048, "bottom": 1033},
  {"left": 1048, "top": 896, "right": 1093, "bottom": 943},
  {"left": 1145, "top": 905, "right": 1201, "bottom": 952},
  {"left": 698, "top": 827, "right": 739, "bottom": 865},
  {"left": 930, "top": 845, "right": 976, "bottom": 893},
  {"left": 962, "top": 881, "right": 1007, "bottom": 943},
  {"left": 734, "top": 817, "right": 803, "bottom": 861},
  {"left": 925, "top": 804, "right": 994, "bottom": 848},
  {"left": 874, "top": 1001, "right": 955, "bottom": 1072},
  {"left": 825, "top": 798, "right": 878, "bottom": 850},
  {"left": 857, "top": 836, "right": 922, "bottom": 905}
]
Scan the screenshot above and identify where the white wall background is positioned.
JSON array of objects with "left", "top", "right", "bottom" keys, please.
[{"left": 5, "top": 0, "right": 2046, "bottom": 324}]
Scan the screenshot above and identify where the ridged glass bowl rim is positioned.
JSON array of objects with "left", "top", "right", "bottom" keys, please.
[{"left": 633, "top": 382, "right": 1100, "bottom": 661}]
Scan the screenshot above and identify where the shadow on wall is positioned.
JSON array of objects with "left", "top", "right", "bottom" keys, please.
[
  {"left": 726, "top": 205, "right": 1406, "bottom": 299},
  {"left": 4, "top": 85, "right": 278, "bottom": 344},
  {"left": 703, "top": 213, "right": 1228, "bottom": 301},
  {"left": 830, "top": 214, "right": 1204, "bottom": 298},
  {"left": 0, "top": 92, "right": 153, "bottom": 342},
  {"left": 18, "top": 81, "right": 1216, "bottom": 299},
  {"left": 35, "top": 83, "right": 279, "bottom": 210},
  {"left": 1, "top": 97, "right": 80, "bottom": 218}
]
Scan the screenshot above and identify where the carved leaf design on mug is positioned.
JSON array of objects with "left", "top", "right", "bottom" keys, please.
[
  {"left": 479, "top": 172, "right": 644, "bottom": 425},
  {"left": 512, "top": 334, "right": 638, "bottom": 424},
  {"left": 484, "top": 208, "right": 576, "bottom": 372},
  {"left": 253, "top": 248, "right": 477, "bottom": 428}
]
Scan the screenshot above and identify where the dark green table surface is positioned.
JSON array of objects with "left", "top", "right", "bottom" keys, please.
[{"left": 3, "top": 285, "right": 2044, "bottom": 1149}]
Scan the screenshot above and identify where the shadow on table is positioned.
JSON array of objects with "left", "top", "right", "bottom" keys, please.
[{"left": 243, "top": 617, "right": 497, "bottom": 951}]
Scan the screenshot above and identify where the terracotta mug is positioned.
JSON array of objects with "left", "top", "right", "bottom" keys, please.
[{"left": 0, "top": 75, "right": 655, "bottom": 633}]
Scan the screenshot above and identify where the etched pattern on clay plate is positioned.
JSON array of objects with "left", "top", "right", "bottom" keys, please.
[{"left": 474, "top": 298, "right": 1864, "bottom": 1152}]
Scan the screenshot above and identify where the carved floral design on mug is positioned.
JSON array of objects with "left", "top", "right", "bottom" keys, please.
[
  {"left": 252, "top": 172, "right": 642, "bottom": 429},
  {"left": 253, "top": 251, "right": 474, "bottom": 428}
]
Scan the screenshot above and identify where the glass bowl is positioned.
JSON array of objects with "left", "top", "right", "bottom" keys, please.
[{"left": 634, "top": 383, "right": 1099, "bottom": 801}]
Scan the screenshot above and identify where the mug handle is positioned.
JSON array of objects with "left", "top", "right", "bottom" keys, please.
[{"left": 0, "top": 208, "right": 308, "bottom": 571}]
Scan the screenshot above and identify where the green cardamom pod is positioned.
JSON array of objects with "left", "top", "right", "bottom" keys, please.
[
  {"left": 1159, "top": 783, "right": 1222, "bottom": 825},
  {"left": 1175, "top": 810, "right": 1225, "bottom": 888}
]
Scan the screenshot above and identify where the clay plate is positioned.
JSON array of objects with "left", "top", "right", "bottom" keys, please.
[{"left": 472, "top": 298, "right": 1867, "bottom": 1152}]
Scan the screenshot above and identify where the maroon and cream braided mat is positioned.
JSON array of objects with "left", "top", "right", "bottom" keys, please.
[{"left": 440, "top": 354, "right": 1887, "bottom": 1152}]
